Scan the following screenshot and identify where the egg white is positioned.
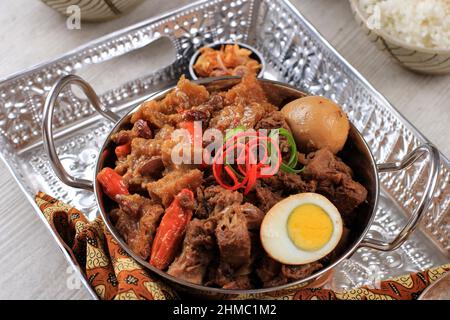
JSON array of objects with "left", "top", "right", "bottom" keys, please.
[{"left": 260, "top": 192, "right": 343, "bottom": 265}]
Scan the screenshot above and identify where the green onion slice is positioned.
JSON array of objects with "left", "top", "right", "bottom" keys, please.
[{"left": 270, "top": 128, "right": 304, "bottom": 174}]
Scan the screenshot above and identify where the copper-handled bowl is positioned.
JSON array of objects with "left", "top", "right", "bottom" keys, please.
[
  {"left": 42, "top": 74, "right": 440, "bottom": 298},
  {"left": 188, "top": 41, "right": 266, "bottom": 80}
]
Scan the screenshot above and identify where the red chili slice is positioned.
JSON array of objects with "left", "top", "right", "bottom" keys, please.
[{"left": 212, "top": 131, "right": 282, "bottom": 194}]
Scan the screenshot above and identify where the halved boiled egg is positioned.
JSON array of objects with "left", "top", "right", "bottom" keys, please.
[{"left": 260, "top": 193, "right": 343, "bottom": 265}]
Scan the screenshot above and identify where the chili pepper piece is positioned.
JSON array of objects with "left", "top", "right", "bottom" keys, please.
[
  {"left": 179, "top": 121, "right": 196, "bottom": 143},
  {"left": 115, "top": 142, "right": 131, "bottom": 159},
  {"left": 150, "top": 188, "right": 194, "bottom": 270},
  {"left": 96, "top": 167, "right": 129, "bottom": 200}
]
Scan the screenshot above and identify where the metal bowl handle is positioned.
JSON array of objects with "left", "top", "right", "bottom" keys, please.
[
  {"left": 42, "top": 74, "right": 121, "bottom": 191},
  {"left": 359, "top": 143, "right": 440, "bottom": 251}
]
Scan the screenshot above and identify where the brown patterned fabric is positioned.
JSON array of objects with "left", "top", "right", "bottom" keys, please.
[
  {"left": 35, "top": 192, "right": 449, "bottom": 300},
  {"left": 35, "top": 192, "right": 177, "bottom": 300},
  {"left": 292, "top": 263, "right": 450, "bottom": 300}
]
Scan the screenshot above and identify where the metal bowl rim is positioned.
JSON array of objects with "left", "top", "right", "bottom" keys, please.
[{"left": 94, "top": 76, "right": 380, "bottom": 295}]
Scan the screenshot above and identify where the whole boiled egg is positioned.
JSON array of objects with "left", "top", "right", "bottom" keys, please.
[
  {"left": 260, "top": 193, "right": 343, "bottom": 265},
  {"left": 280, "top": 96, "right": 349, "bottom": 154}
]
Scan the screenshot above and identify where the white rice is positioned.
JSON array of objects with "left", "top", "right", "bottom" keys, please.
[{"left": 358, "top": 0, "right": 450, "bottom": 49}]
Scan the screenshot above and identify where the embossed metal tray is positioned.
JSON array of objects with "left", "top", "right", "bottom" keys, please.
[{"left": 0, "top": 0, "right": 448, "bottom": 299}]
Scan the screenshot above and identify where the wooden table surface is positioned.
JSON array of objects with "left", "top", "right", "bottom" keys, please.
[{"left": 0, "top": 0, "right": 448, "bottom": 299}]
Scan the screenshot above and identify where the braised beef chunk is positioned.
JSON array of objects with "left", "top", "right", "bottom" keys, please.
[
  {"left": 165, "top": 75, "right": 210, "bottom": 110},
  {"left": 182, "top": 94, "right": 225, "bottom": 126},
  {"left": 237, "top": 203, "right": 265, "bottom": 230},
  {"left": 194, "top": 186, "right": 209, "bottom": 219},
  {"left": 114, "top": 194, "right": 164, "bottom": 259},
  {"left": 255, "top": 254, "right": 323, "bottom": 288},
  {"left": 176, "top": 189, "right": 197, "bottom": 211},
  {"left": 224, "top": 74, "right": 268, "bottom": 105},
  {"left": 281, "top": 262, "right": 323, "bottom": 281},
  {"left": 147, "top": 169, "right": 203, "bottom": 207},
  {"left": 209, "top": 77, "right": 277, "bottom": 131},
  {"left": 260, "top": 261, "right": 323, "bottom": 288},
  {"left": 116, "top": 136, "right": 165, "bottom": 190},
  {"left": 255, "top": 111, "right": 291, "bottom": 132},
  {"left": 167, "top": 219, "right": 215, "bottom": 284},
  {"left": 254, "top": 184, "right": 283, "bottom": 212},
  {"left": 265, "top": 170, "right": 316, "bottom": 195},
  {"left": 112, "top": 208, "right": 136, "bottom": 243},
  {"left": 209, "top": 202, "right": 264, "bottom": 232},
  {"left": 131, "top": 136, "right": 163, "bottom": 158},
  {"left": 115, "top": 194, "right": 145, "bottom": 219},
  {"left": 131, "top": 76, "right": 209, "bottom": 123},
  {"left": 116, "top": 194, "right": 164, "bottom": 222},
  {"left": 134, "top": 206, "right": 164, "bottom": 259},
  {"left": 304, "top": 148, "right": 353, "bottom": 183},
  {"left": 255, "top": 111, "right": 294, "bottom": 163},
  {"left": 319, "top": 178, "right": 368, "bottom": 218},
  {"left": 206, "top": 262, "right": 253, "bottom": 289},
  {"left": 215, "top": 209, "right": 251, "bottom": 270},
  {"left": 222, "top": 275, "right": 252, "bottom": 290},
  {"left": 303, "top": 149, "right": 367, "bottom": 216},
  {"left": 205, "top": 94, "right": 225, "bottom": 111},
  {"left": 209, "top": 101, "right": 275, "bottom": 132},
  {"left": 189, "top": 191, "right": 262, "bottom": 289},
  {"left": 203, "top": 185, "right": 243, "bottom": 214},
  {"left": 256, "top": 256, "right": 282, "bottom": 284}
]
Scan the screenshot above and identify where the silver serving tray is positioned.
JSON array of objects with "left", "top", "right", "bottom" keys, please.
[{"left": 0, "top": 0, "right": 448, "bottom": 299}]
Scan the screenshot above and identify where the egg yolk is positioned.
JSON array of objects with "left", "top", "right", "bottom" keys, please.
[{"left": 287, "top": 204, "right": 333, "bottom": 251}]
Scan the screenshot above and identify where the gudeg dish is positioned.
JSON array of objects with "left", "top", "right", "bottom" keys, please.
[
  {"left": 43, "top": 74, "right": 439, "bottom": 297},
  {"left": 96, "top": 74, "right": 368, "bottom": 290}
]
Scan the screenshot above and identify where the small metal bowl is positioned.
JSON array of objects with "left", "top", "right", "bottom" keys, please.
[{"left": 188, "top": 41, "right": 265, "bottom": 80}]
